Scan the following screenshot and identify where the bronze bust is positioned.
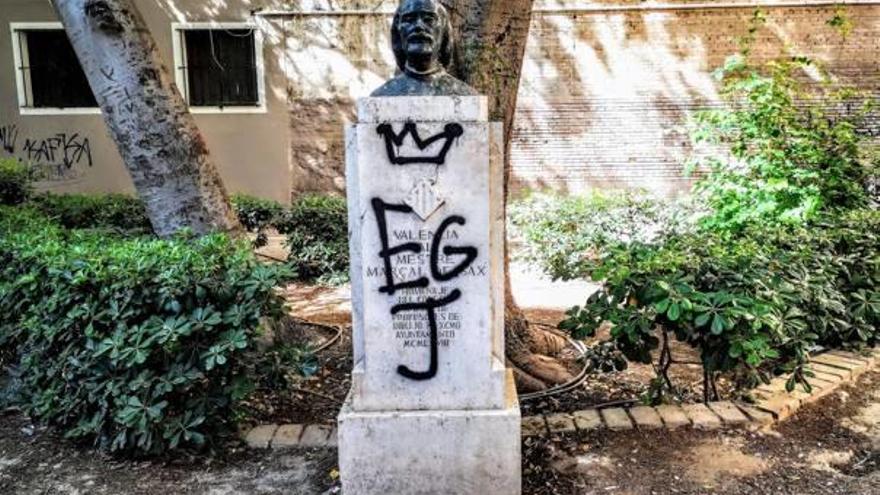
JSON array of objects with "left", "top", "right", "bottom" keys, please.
[{"left": 372, "top": 0, "right": 477, "bottom": 97}]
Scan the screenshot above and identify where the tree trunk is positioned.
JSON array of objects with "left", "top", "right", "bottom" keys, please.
[
  {"left": 52, "top": 0, "right": 240, "bottom": 237},
  {"left": 442, "top": 0, "right": 573, "bottom": 391}
]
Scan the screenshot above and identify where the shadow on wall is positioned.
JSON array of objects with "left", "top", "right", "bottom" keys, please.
[
  {"left": 283, "top": 12, "right": 395, "bottom": 198},
  {"left": 151, "top": 1, "right": 879, "bottom": 200},
  {"left": 288, "top": 98, "right": 356, "bottom": 195},
  {"left": 512, "top": 5, "right": 880, "bottom": 198}
]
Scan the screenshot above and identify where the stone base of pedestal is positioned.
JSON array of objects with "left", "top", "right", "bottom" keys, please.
[{"left": 338, "top": 374, "right": 521, "bottom": 495}]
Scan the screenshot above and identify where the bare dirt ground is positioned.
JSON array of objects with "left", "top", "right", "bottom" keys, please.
[
  {"left": 0, "top": 370, "right": 877, "bottom": 494},
  {"left": 0, "top": 415, "right": 338, "bottom": 494},
  {"left": 523, "top": 370, "right": 880, "bottom": 495}
]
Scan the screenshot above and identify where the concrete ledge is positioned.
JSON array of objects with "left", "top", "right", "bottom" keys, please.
[
  {"left": 682, "top": 404, "right": 722, "bottom": 430},
  {"left": 337, "top": 393, "right": 521, "bottom": 494},
  {"left": 629, "top": 406, "right": 663, "bottom": 430},
  {"left": 600, "top": 408, "right": 634, "bottom": 431},
  {"left": 516, "top": 347, "right": 878, "bottom": 435},
  {"left": 655, "top": 405, "right": 691, "bottom": 430}
]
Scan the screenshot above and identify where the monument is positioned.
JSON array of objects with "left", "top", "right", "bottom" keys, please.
[{"left": 337, "top": 0, "right": 522, "bottom": 493}]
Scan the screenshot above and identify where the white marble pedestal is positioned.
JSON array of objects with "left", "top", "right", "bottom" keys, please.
[
  {"left": 338, "top": 374, "right": 520, "bottom": 494},
  {"left": 338, "top": 96, "right": 521, "bottom": 494}
]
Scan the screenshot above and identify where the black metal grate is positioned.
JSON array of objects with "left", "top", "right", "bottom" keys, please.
[
  {"left": 182, "top": 29, "right": 258, "bottom": 107},
  {"left": 21, "top": 30, "right": 97, "bottom": 108}
]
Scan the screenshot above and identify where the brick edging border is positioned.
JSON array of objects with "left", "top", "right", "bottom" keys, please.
[
  {"left": 242, "top": 348, "right": 879, "bottom": 448},
  {"left": 525, "top": 347, "right": 880, "bottom": 436}
]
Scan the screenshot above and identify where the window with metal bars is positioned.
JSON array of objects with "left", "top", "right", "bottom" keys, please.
[
  {"left": 15, "top": 29, "right": 97, "bottom": 109},
  {"left": 180, "top": 29, "right": 259, "bottom": 107}
]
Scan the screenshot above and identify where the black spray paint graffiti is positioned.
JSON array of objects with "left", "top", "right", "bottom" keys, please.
[
  {"left": 369, "top": 121, "right": 478, "bottom": 381},
  {"left": 372, "top": 198, "right": 477, "bottom": 381},
  {"left": 377, "top": 122, "right": 463, "bottom": 165},
  {"left": 0, "top": 124, "right": 18, "bottom": 153},
  {"left": 1, "top": 123, "right": 93, "bottom": 182},
  {"left": 23, "top": 133, "right": 93, "bottom": 170}
]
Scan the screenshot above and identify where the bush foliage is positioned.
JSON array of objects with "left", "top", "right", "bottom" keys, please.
[
  {"left": 0, "top": 159, "right": 32, "bottom": 206},
  {"left": 688, "top": 55, "right": 876, "bottom": 232},
  {"left": 277, "top": 194, "right": 349, "bottom": 284},
  {"left": 233, "top": 194, "right": 349, "bottom": 284},
  {"left": 509, "top": 190, "right": 698, "bottom": 281},
  {"left": 30, "top": 192, "right": 151, "bottom": 232},
  {"left": 0, "top": 208, "right": 288, "bottom": 453},
  {"left": 561, "top": 211, "right": 880, "bottom": 401},
  {"left": 232, "top": 194, "right": 285, "bottom": 240},
  {"left": 515, "top": 51, "right": 880, "bottom": 402},
  {"left": 5, "top": 191, "right": 348, "bottom": 283}
]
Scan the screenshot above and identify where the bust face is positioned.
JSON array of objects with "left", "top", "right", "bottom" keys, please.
[{"left": 397, "top": 0, "right": 445, "bottom": 75}]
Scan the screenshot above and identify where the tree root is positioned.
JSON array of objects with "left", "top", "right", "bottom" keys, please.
[
  {"left": 528, "top": 326, "right": 569, "bottom": 356},
  {"left": 513, "top": 354, "right": 574, "bottom": 392}
]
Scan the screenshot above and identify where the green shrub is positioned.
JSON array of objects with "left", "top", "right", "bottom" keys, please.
[
  {"left": 277, "top": 194, "right": 349, "bottom": 284},
  {"left": 232, "top": 194, "right": 284, "bottom": 232},
  {"left": 230, "top": 193, "right": 349, "bottom": 283},
  {"left": 688, "top": 55, "right": 876, "bottom": 233},
  {"left": 508, "top": 190, "right": 698, "bottom": 281},
  {"left": 231, "top": 194, "right": 285, "bottom": 248},
  {"left": 30, "top": 193, "right": 151, "bottom": 232},
  {"left": 0, "top": 207, "right": 288, "bottom": 453},
  {"left": 561, "top": 210, "right": 880, "bottom": 402},
  {"left": 21, "top": 191, "right": 349, "bottom": 283},
  {"left": 0, "top": 159, "right": 32, "bottom": 205}
]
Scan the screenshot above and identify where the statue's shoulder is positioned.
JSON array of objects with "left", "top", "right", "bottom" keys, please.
[
  {"left": 435, "top": 74, "right": 479, "bottom": 96},
  {"left": 370, "top": 73, "right": 478, "bottom": 97},
  {"left": 370, "top": 75, "right": 408, "bottom": 97}
]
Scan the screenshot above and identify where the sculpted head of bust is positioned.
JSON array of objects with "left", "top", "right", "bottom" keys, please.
[
  {"left": 392, "top": 0, "right": 452, "bottom": 78},
  {"left": 372, "top": 0, "right": 477, "bottom": 97}
]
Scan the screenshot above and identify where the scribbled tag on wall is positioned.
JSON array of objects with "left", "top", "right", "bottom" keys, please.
[{"left": 0, "top": 122, "right": 93, "bottom": 182}]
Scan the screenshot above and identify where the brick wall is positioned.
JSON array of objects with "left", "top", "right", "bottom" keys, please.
[
  {"left": 511, "top": 1, "right": 880, "bottom": 197},
  {"left": 281, "top": 1, "right": 880, "bottom": 199}
]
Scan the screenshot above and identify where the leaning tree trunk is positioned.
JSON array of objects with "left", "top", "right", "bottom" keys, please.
[
  {"left": 442, "top": 0, "right": 574, "bottom": 391},
  {"left": 52, "top": 0, "right": 240, "bottom": 237}
]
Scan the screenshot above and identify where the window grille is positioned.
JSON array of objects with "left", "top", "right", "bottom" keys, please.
[
  {"left": 180, "top": 29, "right": 259, "bottom": 107},
  {"left": 15, "top": 29, "right": 97, "bottom": 109}
]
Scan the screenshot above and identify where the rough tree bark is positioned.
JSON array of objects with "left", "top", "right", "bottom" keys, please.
[
  {"left": 52, "top": 0, "right": 240, "bottom": 237},
  {"left": 442, "top": 0, "right": 574, "bottom": 391}
]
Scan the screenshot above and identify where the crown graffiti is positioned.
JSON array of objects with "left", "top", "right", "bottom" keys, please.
[{"left": 376, "top": 122, "right": 464, "bottom": 165}]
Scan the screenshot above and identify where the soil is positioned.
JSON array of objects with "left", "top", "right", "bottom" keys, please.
[
  {"left": 0, "top": 411, "right": 339, "bottom": 494},
  {"left": 0, "top": 371, "right": 877, "bottom": 493},
  {"left": 522, "top": 370, "right": 880, "bottom": 495},
  {"left": 240, "top": 317, "right": 353, "bottom": 428}
]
